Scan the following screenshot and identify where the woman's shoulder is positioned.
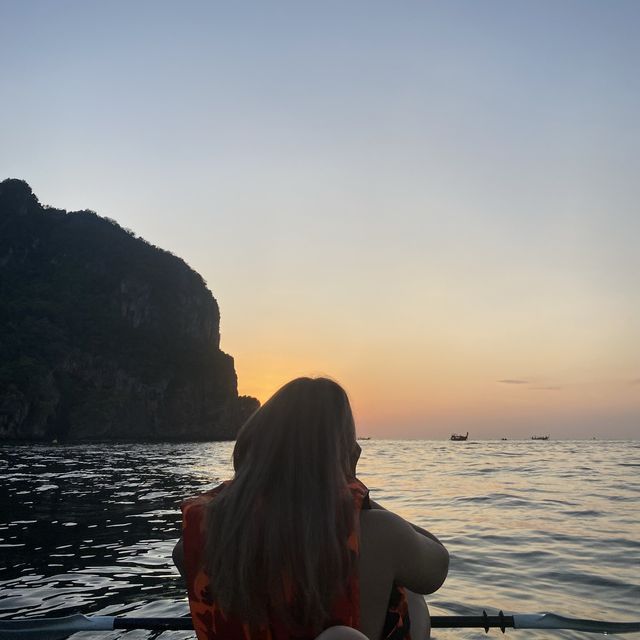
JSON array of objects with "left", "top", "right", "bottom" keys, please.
[
  {"left": 360, "top": 508, "right": 431, "bottom": 552},
  {"left": 360, "top": 506, "right": 406, "bottom": 535}
]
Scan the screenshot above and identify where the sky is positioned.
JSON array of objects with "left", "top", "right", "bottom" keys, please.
[{"left": 1, "top": 1, "right": 639, "bottom": 439}]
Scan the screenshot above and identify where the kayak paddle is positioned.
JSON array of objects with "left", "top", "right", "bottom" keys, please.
[
  {"left": 430, "top": 610, "right": 640, "bottom": 633},
  {"left": 1, "top": 611, "right": 639, "bottom": 639},
  {"left": 0, "top": 614, "right": 193, "bottom": 640}
]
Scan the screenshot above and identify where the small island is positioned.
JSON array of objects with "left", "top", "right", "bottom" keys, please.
[{"left": 0, "top": 179, "right": 258, "bottom": 441}]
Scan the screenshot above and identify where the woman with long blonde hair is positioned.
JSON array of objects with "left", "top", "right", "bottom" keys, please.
[{"left": 174, "top": 377, "right": 448, "bottom": 640}]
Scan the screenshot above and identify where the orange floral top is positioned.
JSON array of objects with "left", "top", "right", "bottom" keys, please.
[{"left": 181, "top": 478, "right": 370, "bottom": 640}]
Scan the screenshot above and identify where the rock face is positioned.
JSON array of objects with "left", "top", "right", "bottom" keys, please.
[{"left": 0, "top": 179, "right": 259, "bottom": 441}]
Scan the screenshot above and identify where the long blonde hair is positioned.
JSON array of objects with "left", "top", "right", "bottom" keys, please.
[{"left": 205, "top": 377, "right": 358, "bottom": 631}]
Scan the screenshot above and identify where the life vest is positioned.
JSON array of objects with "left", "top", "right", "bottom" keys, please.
[{"left": 181, "top": 478, "right": 370, "bottom": 640}]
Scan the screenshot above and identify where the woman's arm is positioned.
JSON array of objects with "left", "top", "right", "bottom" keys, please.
[
  {"left": 172, "top": 537, "right": 186, "bottom": 580},
  {"left": 378, "top": 510, "right": 449, "bottom": 595},
  {"left": 368, "top": 498, "right": 445, "bottom": 546}
]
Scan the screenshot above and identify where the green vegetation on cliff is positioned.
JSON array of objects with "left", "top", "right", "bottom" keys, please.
[{"left": 0, "top": 178, "right": 258, "bottom": 440}]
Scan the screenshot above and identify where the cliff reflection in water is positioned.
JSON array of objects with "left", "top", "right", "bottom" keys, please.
[{"left": 0, "top": 443, "right": 233, "bottom": 619}]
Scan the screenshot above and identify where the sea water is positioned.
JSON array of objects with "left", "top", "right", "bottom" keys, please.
[{"left": 0, "top": 440, "right": 638, "bottom": 639}]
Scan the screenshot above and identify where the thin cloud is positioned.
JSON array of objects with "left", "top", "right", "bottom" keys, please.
[{"left": 498, "top": 379, "right": 529, "bottom": 385}]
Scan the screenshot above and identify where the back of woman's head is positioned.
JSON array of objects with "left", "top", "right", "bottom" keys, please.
[
  {"left": 206, "top": 377, "right": 358, "bottom": 631},
  {"left": 233, "top": 377, "right": 356, "bottom": 481}
]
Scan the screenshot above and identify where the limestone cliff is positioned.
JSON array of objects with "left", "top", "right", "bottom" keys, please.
[{"left": 0, "top": 179, "right": 259, "bottom": 440}]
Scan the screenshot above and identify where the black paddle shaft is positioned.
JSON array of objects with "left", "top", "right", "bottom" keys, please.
[
  {"left": 431, "top": 611, "right": 514, "bottom": 633},
  {"left": 112, "top": 611, "right": 515, "bottom": 634}
]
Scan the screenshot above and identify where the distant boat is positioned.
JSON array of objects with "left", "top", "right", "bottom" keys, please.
[
  {"left": 501, "top": 438, "right": 508, "bottom": 441},
  {"left": 531, "top": 435, "right": 549, "bottom": 440},
  {"left": 450, "top": 432, "right": 469, "bottom": 441},
  {"left": 358, "top": 436, "right": 371, "bottom": 441}
]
